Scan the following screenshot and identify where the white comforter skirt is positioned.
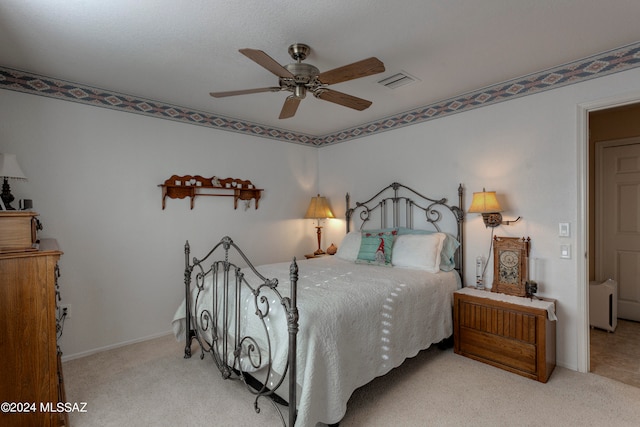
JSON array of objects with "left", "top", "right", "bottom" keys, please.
[{"left": 172, "top": 256, "right": 460, "bottom": 426}]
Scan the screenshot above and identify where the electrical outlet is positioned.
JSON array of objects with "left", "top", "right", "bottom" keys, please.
[{"left": 60, "top": 304, "right": 71, "bottom": 319}]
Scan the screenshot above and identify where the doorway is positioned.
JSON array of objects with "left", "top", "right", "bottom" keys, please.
[
  {"left": 588, "top": 103, "right": 640, "bottom": 387},
  {"left": 596, "top": 138, "right": 640, "bottom": 321}
]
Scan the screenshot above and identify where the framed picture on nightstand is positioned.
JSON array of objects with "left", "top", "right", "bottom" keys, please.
[{"left": 492, "top": 236, "right": 530, "bottom": 297}]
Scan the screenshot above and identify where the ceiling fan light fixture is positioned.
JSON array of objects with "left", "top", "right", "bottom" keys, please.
[{"left": 294, "top": 85, "right": 307, "bottom": 99}]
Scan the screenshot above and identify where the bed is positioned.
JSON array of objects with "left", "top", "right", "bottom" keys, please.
[{"left": 172, "top": 182, "right": 465, "bottom": 426}]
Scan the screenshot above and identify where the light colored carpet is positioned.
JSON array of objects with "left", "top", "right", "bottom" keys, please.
[{"left": 63, "top": 334, "right": 640, "bottom": 426}]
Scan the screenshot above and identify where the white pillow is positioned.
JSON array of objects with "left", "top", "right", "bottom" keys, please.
[
  {"left": 391, "top": 233, "right": 446, "bottom": 273},
  {"left": 335, "top": 231, "right": 362, "bottom": 261}
]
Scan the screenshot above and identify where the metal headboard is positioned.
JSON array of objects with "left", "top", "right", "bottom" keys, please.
[{"left": 346, "top": 182, "right": 464, "bottom": 281}]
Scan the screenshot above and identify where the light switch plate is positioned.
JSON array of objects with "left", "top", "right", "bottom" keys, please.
[
  {"left": 559, "top": 222, "right": 570, "bottom": 237},
  {"left": 560, "top": 244, "right": 571, "bottom": 259}
]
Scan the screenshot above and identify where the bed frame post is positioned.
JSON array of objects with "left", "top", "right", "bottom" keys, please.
[
  {"left": 287, "top": 258, "right": 299, "bottom": 426},
  {"left": 345, "top": 192, "right": 352, "bottom": 233},
  {"left": 184, "top": 240, "right": 194, "bottom": 358},
  {"left": 457, "top": 184, "right": 465, "bottom": 285}
]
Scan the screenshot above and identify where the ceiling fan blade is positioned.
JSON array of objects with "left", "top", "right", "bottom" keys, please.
[
  {"left": 315, "top": 89, "right": 372, "bottom": 111},
  {"left": 318, "top": 57, "right": 385, "bottom": 85},
  {"left": 279, "top": 96, "right": 301, "bottom": 119},
  {"left": 209, "top": 87, "right": 281, "bottom": 98},
  {"left": 239, "top": 48, "right": 295, "bottom": 78}
]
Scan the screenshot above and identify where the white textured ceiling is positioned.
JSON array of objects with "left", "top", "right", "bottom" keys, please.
[{"left": 2, "top": 0, "right": 640, "bottom": 136}]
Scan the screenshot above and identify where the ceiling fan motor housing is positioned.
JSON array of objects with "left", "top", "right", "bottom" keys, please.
[
  {"left": 281, "top": 63, "right": 321, "bottom": 98},
  {"left": 283, "top": 63, "right": 320, "bottom": 79}
]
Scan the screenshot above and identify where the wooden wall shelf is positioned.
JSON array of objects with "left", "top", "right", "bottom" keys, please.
[{"left": 159, "top": 175, "right": 263, "bottom": 210}]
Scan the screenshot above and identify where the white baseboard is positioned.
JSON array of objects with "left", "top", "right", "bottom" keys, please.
[{"left": 60, "top": 330, "right": 174, "bottom": 362}]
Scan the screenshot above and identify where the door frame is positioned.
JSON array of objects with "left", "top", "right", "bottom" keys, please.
[{"left": 577, "top": 91, "right": 640, "bottom": 373}]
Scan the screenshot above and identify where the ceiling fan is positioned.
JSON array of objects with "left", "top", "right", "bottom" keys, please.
[{"left": 209, "top": 43, "right": 385, "bottom": 119}]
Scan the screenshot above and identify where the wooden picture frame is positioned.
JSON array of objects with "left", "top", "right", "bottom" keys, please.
[{"left": 492, "top": 236, "right": 530, "bottom": 297}]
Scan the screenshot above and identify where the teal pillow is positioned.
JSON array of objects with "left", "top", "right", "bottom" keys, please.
[
  {"left": 356, "top": 230, "right": 396, "bottom": 266},
  {"left": 397, "top": 227, "right": 460, "bottom": 271}
]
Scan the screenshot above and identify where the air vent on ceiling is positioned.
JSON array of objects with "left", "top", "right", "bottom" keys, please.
[{"left": 377, "top": 71, "right": 420, "bottom": 89}]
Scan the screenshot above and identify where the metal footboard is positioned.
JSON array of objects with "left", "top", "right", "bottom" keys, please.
[{"left": 183, "top": 236, "right": 298, "bottom": 426}]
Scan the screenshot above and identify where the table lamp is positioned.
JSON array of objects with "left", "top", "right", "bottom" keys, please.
[
  {"left": 304, "top": 194, "right": 334, "bottom": 255},
  {"left": 0, "top": 154, "right": 27, "bottom": 210}
]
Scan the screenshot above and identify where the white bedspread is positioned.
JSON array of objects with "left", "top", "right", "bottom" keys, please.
[{"left": 172, "top": 256, "right": 460, "bottom": 426}]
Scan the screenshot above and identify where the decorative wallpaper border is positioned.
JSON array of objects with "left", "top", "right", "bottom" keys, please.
[
  {"left": 321, "top": 41, "right": 640, "bottom": 145},
  {"left": 2, "top": 41, "right": 640, "bottom": 147}
]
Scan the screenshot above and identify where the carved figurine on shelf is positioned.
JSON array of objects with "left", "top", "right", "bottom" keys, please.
[{"left": 211, "top": 176, "right": 221, "bottom": 187}]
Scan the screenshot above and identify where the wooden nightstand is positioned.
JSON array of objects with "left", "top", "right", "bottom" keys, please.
[{"left": 453, "top": 287, "right": 557, "bottom": 383}]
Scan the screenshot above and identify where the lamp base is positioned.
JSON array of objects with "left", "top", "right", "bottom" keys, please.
[
  {"left": 481, "top": 212, "right": 522, "bottom": 227},
  {"left": 313, "top": 225, "right": 325, "bottom": 255},
  {"left": 1, "top": 178, "right": 16, "bottom": 210},
  {"left": 481, "top": 212, "right": 502, "bottom": 228}
]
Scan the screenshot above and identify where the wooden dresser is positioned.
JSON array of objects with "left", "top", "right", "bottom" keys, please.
[
  {"left": 454, "top": 287, "right": 556, "bottom": 383},
  {"left": 0, "top": 239, "right": 68, "bottom": 426}
]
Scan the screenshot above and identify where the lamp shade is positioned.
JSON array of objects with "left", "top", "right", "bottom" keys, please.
[
  {"left": 0, "top": 154, "right": 27, "bottom": 180},
  {"left": 304, "top": 194, "right": 334, "bottom": 219},
  {"left": 468, "top": 189, "right": 502, "bottom": 213}
]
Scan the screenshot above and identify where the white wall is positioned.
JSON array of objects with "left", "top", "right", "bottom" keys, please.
[
  {"left": 319, "top": 67, "right": 640, "bottom": 370},
  {"left": 3, "top": 65, "right": 640, "bottom": 368},
  {"left": 0, "top": 90, "right": 319, "bottom": 358}
]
